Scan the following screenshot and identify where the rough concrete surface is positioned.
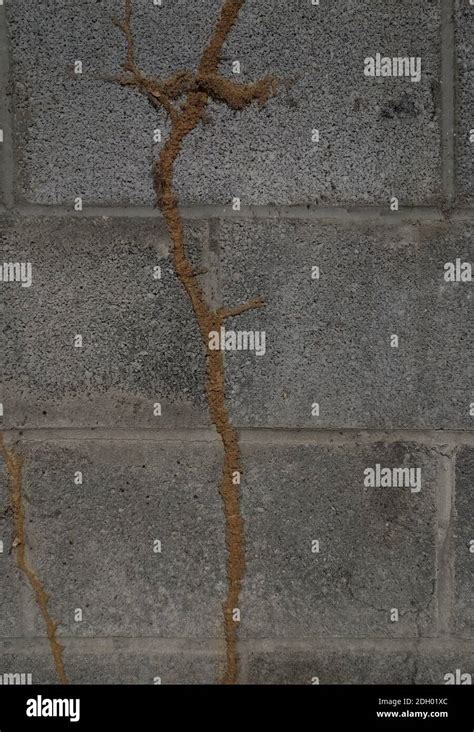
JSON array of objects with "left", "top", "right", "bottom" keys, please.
[
  {"left": 20, "top": 439, "right": 225, "bottom": 640},
  {"left": 455, "top": 0, "right": 474, "bottom": 201},
  {"left": 454, "top": 446, "right": 473, "bottom": 636},
  {"left": 246, "top": 643, "right": 474, "bottom": 684},
  {"left": 0, "top": 0, "right": 472, "bottom": 689},
  {"left": 1, "top": 216, "right": 210, "bottom": 428},
  {"left": 219, "top": 220, "right": 473, "bottom": 429},
  {"left": 7, "top": 0, "right": 441, "bottom": 206},
  {"left": 0, "top": 639, "right": 223, "bottom": 684},
  {"left": 239, "top": 442, "right": 438, "bottom": 639},
  {"left": 0, "top": 465, "right": 27, "bottom": 638}
]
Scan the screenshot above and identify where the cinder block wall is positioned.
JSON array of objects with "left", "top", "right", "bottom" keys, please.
[{"left": 0, "top": 0, "right": 472, "bottom": 685}]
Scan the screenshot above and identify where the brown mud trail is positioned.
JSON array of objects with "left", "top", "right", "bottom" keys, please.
[
  {"left": 113, "top": 0, "right": 276, "bottom": 683},
  {"left": 0, "top": 435, "right": 68, "bottom": 683}
]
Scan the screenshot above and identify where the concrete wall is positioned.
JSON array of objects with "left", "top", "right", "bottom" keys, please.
[{"left": 0, "top": 0, "right": 472, "bottom": 684}]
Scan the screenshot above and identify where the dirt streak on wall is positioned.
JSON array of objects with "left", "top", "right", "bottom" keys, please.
[{"left": 0, "top": 435, "right": 68, "bottom": 683}]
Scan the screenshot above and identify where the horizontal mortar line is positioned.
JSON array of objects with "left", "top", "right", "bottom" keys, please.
[
  {"left": 239, "top": 636, "right": 471, "bottom": 651},
  {"left": 0, "top": 203, "right": 473, "bottom": 223},
  {"left": 0, "top": 637, "right": 224, "bottom": 652},
  {"left": 239, "top": 428, "right": 474, "bottom": 447},
  {"left": 0, "top": 636, "right": 223, "bottom": 643},
  {"left": 1, "top": 636, "right": 469, "bottom": 652},
  {"left": 1, "top": 427, "right": 473, "bottom": 446}
]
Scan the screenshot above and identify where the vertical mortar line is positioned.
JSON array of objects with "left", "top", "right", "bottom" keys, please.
[
  {"left": 0, "top": 0, "right": 15, "bottom": 208},
  {"left": 434, "top": 446, "right": 456, "bottom": 635},
  {"left": 440, "top": 0, "right": 456, "bottom": 204}
]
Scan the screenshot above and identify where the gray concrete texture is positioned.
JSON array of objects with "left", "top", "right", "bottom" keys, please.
[
  {"left": 16, "top": 440, "right": 226, "bottom": 640},
  {"left": 455, "top": 0, "right": 474, "bottom": 201},
  {"left": 219, "top": 219, "right": 473, "bottom": 429},
  {"left": 239, "top": 441, "right": 439, "bottom": 639},
  {"left": 1, "top": 439, "right": 438, "bottom": 641},
  {"left": 0, "top": 469, "right": 28, "bottom": 638},
  {"left": 1, "top": 436, "right": 468, "bottom": 684},
  {"left": 246, "top": 643, "right": 474, "bottom": 684},
  {"left": 454, "top": 447, "right": 473, "bottom": 637},
  {"left": 2, "top": 216, "right": 472, "bottom": 430},
  {"left": 1, "top": 639, "right": 472, "bottom": 685},
  {"left": 0, "top": 0, "right": 472, "bottom": 687},
  {"left": 1, "top": 216, "right": 210, "bottom": 428},
  {"left": 6, "top": 0, "right": 442, "bottom": 206},
  {"left": 0, "top": 639, "right": 222, "bottom": 684}
]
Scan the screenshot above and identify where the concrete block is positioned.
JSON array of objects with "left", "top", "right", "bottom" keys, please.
[
  {"left": 218, "top": 220, "right": 473, "bottom": 429},
  {"left": 415, "top": 648, "right": 474, "bottom": 685},
  {"left": 455, "top": 0, "right": 474, "bottom": 202},
  {"left": 238, "top": 441, "right": 438, "bottom": 638},
  {"left": 0, "top": 641, "right": 56, "bottom": 684},
  {"left": 2, "top": 641, "right": 471, "bottom": 686},
  {"left": 1, "top": 216, "right": 211, "bottom": 428},
  {"left": 246, "top": 644, "right": 474, "bottom": 684},
  {"left": 63, "top": 646, "right": 221, "bottom": 684},
  {"left": 8, "top": 0, "right": 441, "bottom": 205},
  {"left": 247, "top": 648, "right": 416, "bottom": 684},
  {"left": 454, "top": 447, "right": 474, "bottom": 636},
  {"left": 17, "top": 439, "right": 226, "bottom": 639},
  {"left": 0, "top": 639, "right": 222, "bottom": 684},
  {"left": 2, "top": 438, "right": 439, "bottom": 644}
]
